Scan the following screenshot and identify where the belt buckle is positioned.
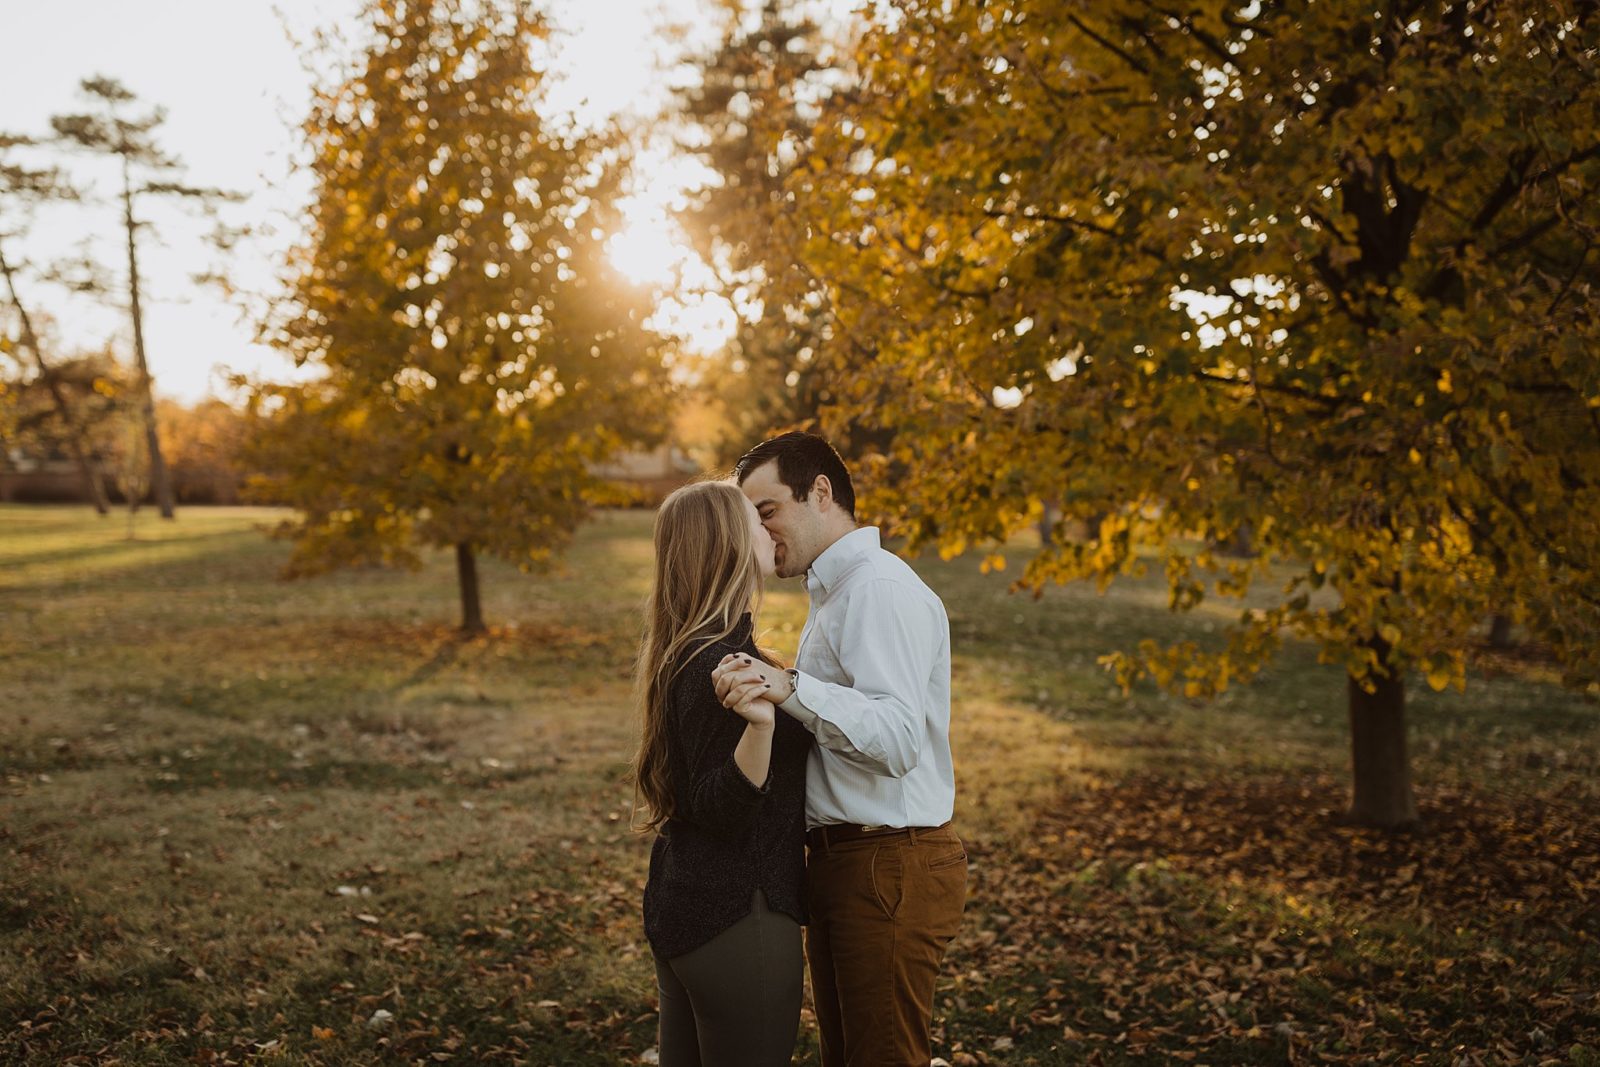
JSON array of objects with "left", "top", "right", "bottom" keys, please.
[{"left": 858, "top": 824, "right": 886, "bottom": 833}]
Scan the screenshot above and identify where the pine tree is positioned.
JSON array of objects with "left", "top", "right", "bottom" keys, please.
[{"left": 52, "top": 77, "right": 241, "bottom": 519}]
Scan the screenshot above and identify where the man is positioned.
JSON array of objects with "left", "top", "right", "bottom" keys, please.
[{"left": 711, "top": 431, "right": 966, "bottom": 1067}]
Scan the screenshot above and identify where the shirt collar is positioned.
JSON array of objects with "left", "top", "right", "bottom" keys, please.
[{"left": 806, "top": 526, "right": 879, "bottom": 596}]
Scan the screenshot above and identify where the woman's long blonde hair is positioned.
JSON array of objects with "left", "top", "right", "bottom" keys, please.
[{"left": 629, "top": 480, "right": 764, "bottom": 833}]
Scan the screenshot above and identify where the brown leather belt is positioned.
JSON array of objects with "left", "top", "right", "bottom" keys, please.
[{"left": 806, "top": 821, "right": 951, "bottom": 850}]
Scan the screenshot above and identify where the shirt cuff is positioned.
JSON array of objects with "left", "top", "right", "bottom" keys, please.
[{"left": 778, "top": 671, "right": 823, "bottom": 727}]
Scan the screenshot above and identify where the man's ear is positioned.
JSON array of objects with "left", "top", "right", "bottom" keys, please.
[{"left": 812, "top": 474, "right": 834, "bottom": 511}]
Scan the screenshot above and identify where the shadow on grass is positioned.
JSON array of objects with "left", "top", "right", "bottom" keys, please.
[
  {"left": 0, "top": 528, "right": 258, "bottom": 573},
  {"left": 387, "top": 633, "right": 472, "bottom": 694},
  {"left": 1, "top": 532, "right": 285, "bottom": 600},
  {"left": 2, "top": 729, "right": 560, "bottom": 792}
]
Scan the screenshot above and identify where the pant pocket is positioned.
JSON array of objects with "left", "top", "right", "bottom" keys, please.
[
  {"left": 917, "top": 846, "right": 967, "bottom": 941},
  {"left": 869, "top": 845, "right": 904, "bottom": 918}
]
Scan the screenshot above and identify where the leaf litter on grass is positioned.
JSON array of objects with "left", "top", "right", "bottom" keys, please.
[{"left": 938, "top": 772, "right": 1600, "bottom": 1065}]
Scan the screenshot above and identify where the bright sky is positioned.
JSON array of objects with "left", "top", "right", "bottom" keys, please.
[{"left": 0, "top": 0, "right": 744, "bottom": 403}]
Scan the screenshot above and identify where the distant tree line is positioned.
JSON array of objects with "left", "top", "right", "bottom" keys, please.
[{"left": 0, "top": 362, "right": 251, "bottom": 506}]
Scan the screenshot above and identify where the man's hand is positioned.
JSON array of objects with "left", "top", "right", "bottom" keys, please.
[{"left": 712, "top": 653, "right": 793, "bottom": 710}]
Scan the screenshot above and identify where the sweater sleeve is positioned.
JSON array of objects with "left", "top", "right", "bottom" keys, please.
[{"left": 670, "top": 649, "right": 770, "bottom": 842}]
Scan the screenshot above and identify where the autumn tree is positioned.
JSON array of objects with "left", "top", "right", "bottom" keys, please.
[
  {"left": 0, "top": 345, "right": 128, "bottom": 495},
  {"left": 0, "top": 133, "right": 112, "bottom": 514},
  {"left": 677, "top": 1, "right": 846, "bottom": 461},
  {"left": 777, "top": 1, "right": 1600, "bottom": 826},
  {"left": 51, "top": 77, "right": 241, "bottom": 520},
  {"left": 159, "top": 398, "right": 251, "bottom": 504},
  {"left": 246, "top": 0, "right": 670, "bottom": 634}
]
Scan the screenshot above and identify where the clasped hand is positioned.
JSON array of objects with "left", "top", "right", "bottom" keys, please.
[{"left": 711, "top": 654, "right": 790, "bottom": 729}]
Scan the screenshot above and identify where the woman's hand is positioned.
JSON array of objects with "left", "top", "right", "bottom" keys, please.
[{"left": 727, "top": 691, "right": 776, "bottom": 730}]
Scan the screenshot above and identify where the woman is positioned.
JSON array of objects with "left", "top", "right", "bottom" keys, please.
[{"left": 630, "top": 480, "right": 811, "bottom": 1067}]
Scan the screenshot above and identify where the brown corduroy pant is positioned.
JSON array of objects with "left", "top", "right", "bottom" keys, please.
[{"left": 803, "top": 823, "right": 968, "bottom": 1067}]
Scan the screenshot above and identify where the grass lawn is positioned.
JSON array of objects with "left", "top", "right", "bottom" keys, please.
[{"left": 2, "top": 504, "right": 1596, "bottom": 1065}]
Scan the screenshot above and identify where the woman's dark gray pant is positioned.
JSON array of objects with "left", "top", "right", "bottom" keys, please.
[{"left": 653, "top": 889, "right": 803, "bottom": 1067}]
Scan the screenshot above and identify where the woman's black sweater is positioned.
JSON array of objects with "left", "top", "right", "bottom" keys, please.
[{"left": 642, "top": 613, "right": 810, "bottom": 960}]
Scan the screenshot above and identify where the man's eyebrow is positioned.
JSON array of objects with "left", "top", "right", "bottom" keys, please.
[{"left": 752, "top": 496, "right": 780, "bottom": 510}]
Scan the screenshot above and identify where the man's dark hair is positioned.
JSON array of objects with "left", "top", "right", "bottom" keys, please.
[{"left": 733, "top": 431, "right": 856, "bottom": 519}]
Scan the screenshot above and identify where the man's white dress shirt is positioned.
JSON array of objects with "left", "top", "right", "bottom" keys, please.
[{"left": 777, "top": 526, "right": 955, "bottom": 830}]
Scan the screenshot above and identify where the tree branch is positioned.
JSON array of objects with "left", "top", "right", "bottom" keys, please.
[
  {"left": 981, "top": 206, "right": 1120, "bottom": 238},
  {"left": 1546, "top": 239, "right": 1593, "bottom": 317},
  {"left": 1192, "top": 369, "right": 1351, "bottom": 410},
  {"left": 1148, "top": 5, "right": 1237, "bottom": 67},
  {"left": 1066, "top": 14, "right": 1152, "bottom": 76}
]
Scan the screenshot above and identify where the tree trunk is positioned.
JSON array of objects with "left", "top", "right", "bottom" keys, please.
[
  {"left": 0, "top": 239, "right": 111, "bottom": 515},
  {"left": 456, "top": 541, "right": 485, "bottom": 634},
  {"left": 1488, "top": 613, "right": 1514, "bottom": 648},
  {"left": 1346, "top": 645, "right": 1419, "bottom": 829},
  {"left": 1215, "top": 523, "right": 1256, "bottom": 558},
  {"left": 1084, "top": 509, "right": 1109, "bottom": 543},
  {"left": 1037, "top": 500, "right": 1058, "bottom": 547},
  {"left": 121, "top": 159, "right": 175, "bottom": 519}
]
